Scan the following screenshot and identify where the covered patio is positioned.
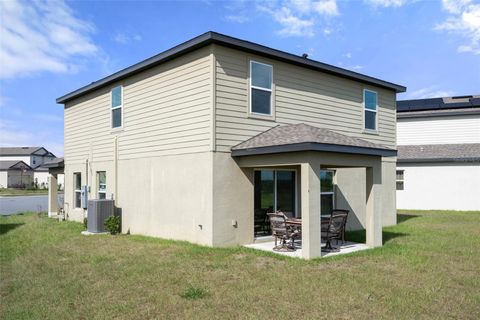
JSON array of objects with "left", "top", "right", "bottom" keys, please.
[{"left": 232, "top": 124, "right": 396, "bottom": 259}]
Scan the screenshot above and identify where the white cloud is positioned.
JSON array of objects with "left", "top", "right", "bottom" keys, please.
[
  {"left": 0, "top": 0, "right": 98, "bottom": 79},
  {"left": 344, "top": 52, "right": 352, "bottom": 58},
  {"left": 113, "top": 32, "right": 142, "bottom": 45},
  {"left": 0, "top": 118, "right": 64, "bottom": 156},
  {"left": 225, "top": 14, "right": 250, "bottom": 23},
  {"left": 441, "top": 0, "right": 472, "bottom": 14},
  {"left": 312, "top": 0, "right": 339, "bottom": 16},
  {"left": 257, "top": 0, "right": 339, "bottom": 37},
  {"left": 405, "top": 86, "right": 455, "bottom": 99},
  {"left": 272, "top": 7, "right": 315, "bottom": 37},
  {"left": 348, "top": 65, "right": 364, "bottom": 70},
  {"left": 365, "top": 0, "right": 408, "bottom": 7},
  {"left": 436, "top": 0, "right": 480, "bottom": 55}
]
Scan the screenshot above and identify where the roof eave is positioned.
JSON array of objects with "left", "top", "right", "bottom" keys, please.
[
  {"left": 56, "top": 31, "right": 215, "bottom": 104},
  {"left": 57, "top": 32, "right": 405, "bottom": 104},
  {"left": 397, "top": 108, "right": 480, "bottom": 118},
  {"left": 231, "top": 142, "right": 397, "bottom": 157}
]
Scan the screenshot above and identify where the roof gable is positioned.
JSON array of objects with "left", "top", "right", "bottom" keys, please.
[{"left": 0, "top": 160, "right": 33, "bottom": 171}]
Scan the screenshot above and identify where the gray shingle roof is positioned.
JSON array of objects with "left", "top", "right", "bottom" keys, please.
[
  {"left": 0, "top": 147, "right": 43, "bottom": 156},
  {"left": 397, "top": 144, "right": 480, "bottom": 162},
  {"left": 231, "top": 123, "right": 396, "bottom": 157},
  {"left": 0, "top": 160, "right": 32, "bottom": 171}
]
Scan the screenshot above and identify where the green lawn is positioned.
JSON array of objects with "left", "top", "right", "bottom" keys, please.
[
  {"left": 1, "top": 211, "right": 479, "bottom": 319},
  {"left": 0, "top": 188, "right": 49, "bottom": 196}
]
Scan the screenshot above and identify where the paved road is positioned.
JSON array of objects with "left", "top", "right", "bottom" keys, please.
[{"left": 0, "top": 195, "right": 63, "bottom": 215}]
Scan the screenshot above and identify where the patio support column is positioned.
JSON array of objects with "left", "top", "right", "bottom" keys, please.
[
  {"left": 366, "top": 164, "right": 382, "bottom": 247},
  {"left": 301, "top": 160, "right": 321, "bottom": 259},
  {"left": 48, "top": 173, "right": 58, "bottom": 218}
]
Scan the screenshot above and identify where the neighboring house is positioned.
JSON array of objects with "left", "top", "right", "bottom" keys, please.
[
  {"left": 0, "top": 147, "right": 64, "bottom": 188},
  {"left": 396, "top": 95, "right": 480, "bottom": 211},
  {"left": 0, "top": 161, "right": 33, "bottom": 188},
  {"left": 57, "top": 32, "right": 405, "bottom": 259}
]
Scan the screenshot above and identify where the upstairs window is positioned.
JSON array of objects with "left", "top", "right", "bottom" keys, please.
[
  {"left": 364, "top": 89, "right": 377, "bottom": 131},
  {"left": 111, "top": 86, "right": 122, "bottom": 128},
  {"left": 250, "top": 61, "right": 273, "bottom": 116},
  {"left": 396, "top": 170, "right": 404, "bottom": 190}
]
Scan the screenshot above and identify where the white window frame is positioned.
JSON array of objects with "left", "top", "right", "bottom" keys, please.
[
  {"left": 111, "top": 85, "right": 123, "bottom": 130},
  {"left": 249, "top": 60, "right": 273, "bottom": 117},
  {"left": 97, "top": 171, "right": 106, "bottom": 199},
  {"left": 320, "top": 169, "right": 335, "bottom": 215},
  {"left": 363, "top": 89, "right": 378, "bottom": 132},
  {"left": 74, "top": 173, "right": 82, "bottom": 208},
  {"left": 396, "top": 170, "right": 404, "bottom": 191}
]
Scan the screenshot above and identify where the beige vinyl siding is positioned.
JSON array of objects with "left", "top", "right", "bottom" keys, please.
[
  {"left": 64, "top": 47, "right": 213, "bottom": 164},
  {"left": 214, "top": 46, "right": 397, "bottom": 152},
  {"left": 64, "top": 88, "right": 113, "bottom": 164}
]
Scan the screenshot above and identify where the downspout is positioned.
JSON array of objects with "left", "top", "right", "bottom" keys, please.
[
  {"left": 114, "top": 136, "right": 118, "bottom": 204},
  {"left": 84, "top": 158, "right": 89, "bottom": 219}
]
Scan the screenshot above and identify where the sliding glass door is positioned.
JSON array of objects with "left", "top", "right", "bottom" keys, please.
[{"left": 254, "top": 170, "right": 297, "bottom": 237}]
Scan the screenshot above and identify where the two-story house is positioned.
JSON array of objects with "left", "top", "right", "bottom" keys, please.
[
  {"left": 57, "top": 32, "right": 405, "bottom": 259},
  {"left": 0, "top": 147, "right": 61, "bottom": 188},
  {"left": 396, "top": 95, "right": 480, "bottom": 211}
]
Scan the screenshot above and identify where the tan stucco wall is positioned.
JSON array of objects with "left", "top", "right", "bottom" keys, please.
[
  {"left": 211, "top": 152, "right": 254, "bottom": 246},
  {"left": 117, "top": 152, "right": 213, "bottom": 245},
  {"left": 335, "top": 158, "right": 396, "bottom": 231},
  {"left": 64, "top": 152, "right": 214, "bottom": 245}
]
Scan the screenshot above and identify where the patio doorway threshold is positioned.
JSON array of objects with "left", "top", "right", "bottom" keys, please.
[{"left": 244, "top": 241, "right": 370, "bottom": 258}]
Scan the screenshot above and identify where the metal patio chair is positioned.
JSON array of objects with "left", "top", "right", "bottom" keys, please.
[{"left": 267, "top": 212, "right": 300, "bottom": 251}]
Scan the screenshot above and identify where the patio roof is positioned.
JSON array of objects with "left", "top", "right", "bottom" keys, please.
[
  {"left": 41, "top": 157, "right": 64, "bottom": 169},
  {"left": 231, "top": 123, "right": 397, "bottom": 157}
]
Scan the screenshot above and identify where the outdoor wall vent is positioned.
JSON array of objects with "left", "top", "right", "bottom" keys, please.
[{"left": 87, "top": 199, "right": 114, "bottom": 233}]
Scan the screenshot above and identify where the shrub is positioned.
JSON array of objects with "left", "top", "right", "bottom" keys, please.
[
  {"left": 105, "top": 216, "right": 121, "bottom": 235},
  {"left": 83, "top": 218, "right": 88, "bottom": 230}
]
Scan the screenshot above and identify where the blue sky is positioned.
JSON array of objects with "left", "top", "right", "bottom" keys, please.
[{"left": 1, "top": 0, "right": 479, "bottom": 156}]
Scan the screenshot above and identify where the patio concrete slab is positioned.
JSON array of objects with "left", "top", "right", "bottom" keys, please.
[{"left": 244, "top": 240, "right": 370, "bottom": 258}]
